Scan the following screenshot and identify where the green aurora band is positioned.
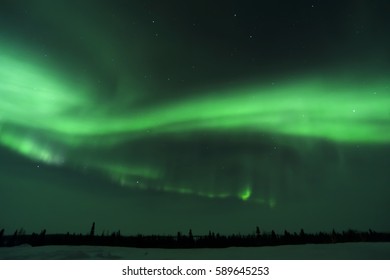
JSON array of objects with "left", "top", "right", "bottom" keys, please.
[{"left": 1, "top": 44, "right": 390, "bottom": 206}]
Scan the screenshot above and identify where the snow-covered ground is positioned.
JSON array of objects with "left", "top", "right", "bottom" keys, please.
[{"left": 0, "top": 243, "right": 389, "bottom": 259}]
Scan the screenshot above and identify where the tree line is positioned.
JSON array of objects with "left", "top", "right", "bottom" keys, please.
[{"left": 0, "top": 224, "right": 389, "bottom": 248}]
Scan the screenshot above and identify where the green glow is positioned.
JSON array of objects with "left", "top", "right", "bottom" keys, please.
[
  {"left": 0, "top": 130, "right": 65, "bottom": 164},
  {"left": 1, "top": 51, "right": 389, "bottom": 144},
  {"left": 94, "top": 163, "right": 161, "bottom": 181},
  {"left": 1, "top": 43, "right": 390, "bottom": 204},
  {"left": 0, "top": 54, "right": 90, "bottom": 124},
  {"left": 239, "top": 187, "right": 252, "bottom": 201},
  {"left": 268, "top": 198, "right": 277, "bottom": 209}
]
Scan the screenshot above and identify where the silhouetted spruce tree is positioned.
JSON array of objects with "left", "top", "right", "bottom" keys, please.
[
  {"left": 18, "top": 228, "right": 26, "bottom": 236},
  {"left": 331, "top": 229, "right": 337, "bottom": 243},
  {"left": 188, "top": 229, "right": 193, "bottom": 241},
  {"left": 37, "top": 229, "right": 46, "bottom": 245},
  {"left": 10, "top": 230, "right": 18, "bottom": 246},
  {"left": 90, "top": 222, "right": 95, "bottom": 236},
  {"left": 271, "top": 230, "right": 277, "bottom": 243},
  {"left": 256, "top": 226, "right": 261, "bottom": 238},
  {"left": 283, "top": 230, "right": 291, "bottom": 243}
]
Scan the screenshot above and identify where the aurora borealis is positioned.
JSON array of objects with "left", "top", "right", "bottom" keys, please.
[{"left": 1, "top": 0, "right": 390, "bottom": 235}]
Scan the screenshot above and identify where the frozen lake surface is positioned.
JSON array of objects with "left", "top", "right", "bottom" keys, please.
[{"left": 1, "top": 242, "right": 389, "bottom": 259}]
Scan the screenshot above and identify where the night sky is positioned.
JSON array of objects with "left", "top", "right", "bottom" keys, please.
[{"left": 1, "top": 0, "right": 390, "bottom": 235}]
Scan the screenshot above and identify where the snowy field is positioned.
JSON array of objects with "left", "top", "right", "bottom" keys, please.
[{"left": 0, "top": 243, "right": 389, "bottom": 260}]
